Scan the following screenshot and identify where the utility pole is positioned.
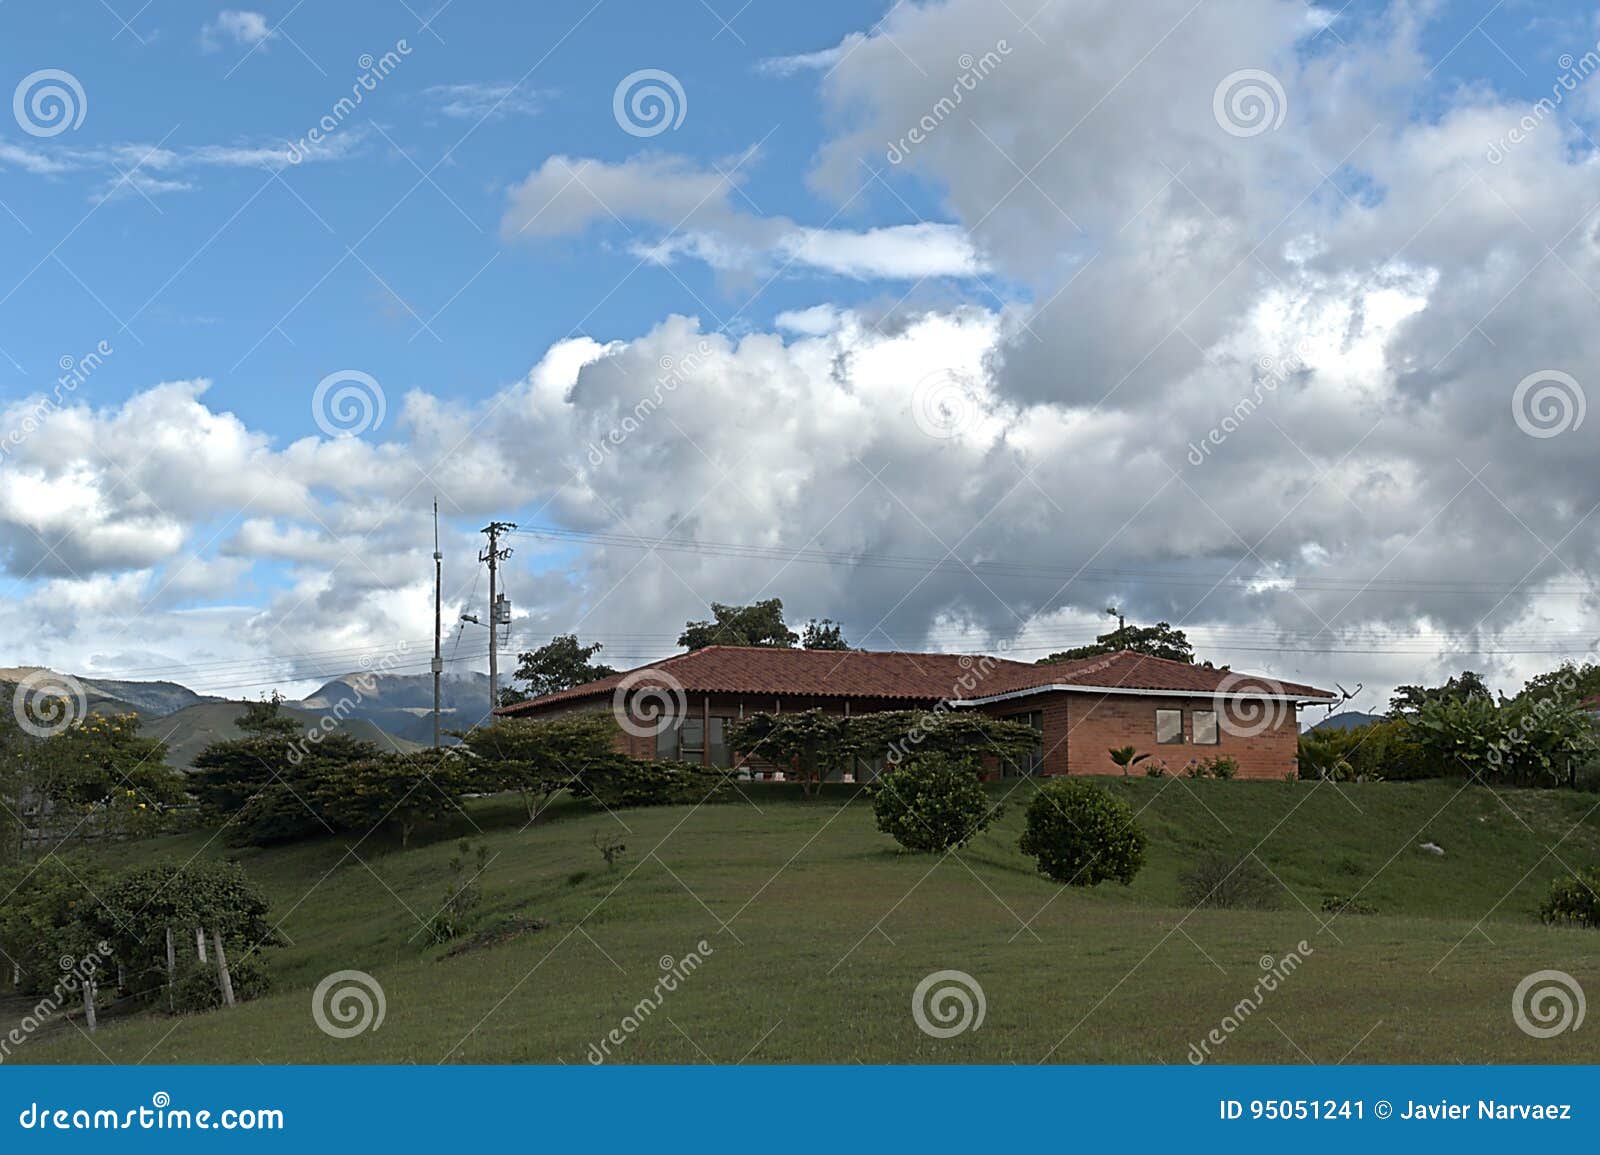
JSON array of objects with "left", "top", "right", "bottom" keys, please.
[
  {"left": 480, "top": 520, "right": 516, "bottom": 717},
  {"left": 432, "top": 499, "right": 443, "bottom": 748}
]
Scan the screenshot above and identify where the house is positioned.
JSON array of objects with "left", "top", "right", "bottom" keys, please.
[{"left": 494, "top": 645, "right": 1338, "bottom": 780}]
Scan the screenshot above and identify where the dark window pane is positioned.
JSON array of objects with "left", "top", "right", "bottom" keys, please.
[
  {"left": 707, "top": 717, "right": 730, "bottom": 767},
  {"left": 655, "top": 715, "right": 679, "bottom": 759}
]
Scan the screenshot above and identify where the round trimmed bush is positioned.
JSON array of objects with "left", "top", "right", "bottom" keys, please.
[
  {"left": 871, "top": 754, "right": 992, "bottom": 852},
  {"left": 1019, "top": 778, "right": 1147, "bottom": 886}
]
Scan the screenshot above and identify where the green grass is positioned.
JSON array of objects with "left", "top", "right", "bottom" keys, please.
[{"left": 13, "top": 776, "right": 1600, "bottom": 1064}]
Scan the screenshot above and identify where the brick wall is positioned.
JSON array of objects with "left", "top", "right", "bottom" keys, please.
[{"left": 1052, "top": 693, "right": 1299, "bottom": 779}]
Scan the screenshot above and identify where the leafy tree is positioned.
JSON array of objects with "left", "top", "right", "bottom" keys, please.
[
  {"left": 32, "top": 714, "right": 186, "bottom": 841},
  {"left": 0, "top": 857, "right": 111, "bottom": 996},
  {"left": 800, "top": 618, "right": 851, "bottom": 650},
  {"left": 679, "top": 599, "right": 798, "bottom": 650},
  {"left": 1107, "top": 745, "right": 1149, "bottom": 776},
  {"left": 1517, "top": 661, "right": 1600, "bottom": 707},
  {"left": 1389, "top": 671, "right": 1492, "bottom": 716},
  {"left": 500, "top": 635, "right": 617, "bottom": 706},
  {"left": 189, "top": 699, "right": 378, "bottom": 846},
  {"left": 848, "top": 710, "right": 1041, "bottom": 771},
  {"left": 1038, "top": 620, "right": 1195, "bottom": 665},
  {"left": 460, "top": 712, "right": 623, "bottom": 821},
  {"left": 1406, "top": 692, "right": 1596, "bottom": 787},
  {"left": 725, "top": 709, "right": 854, "bottom": 797},
  {"left": 312, "top": 749, "right": 468, "bottom": 847}
]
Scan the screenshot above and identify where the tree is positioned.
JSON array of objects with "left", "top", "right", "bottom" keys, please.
[
  {"left": 33, "top": 714, "right": 187, "bottom": 841},
  {"left": 679, "top": 599, "right": 798, "bottom": 650},
  {"left": 460, "top": 712, "right": 623, "bottom": 821},
  {"left": 1107, "top": 745, "right": 1149, "bottom": 776},
  {"left": 1038, "top": 620, "right": 1195, "bottom": 665},
  {"left": 500, "top": 635, "right": 617, "bottom": 706},
  {"left": 800, "top": 618, "right": 851, "bottom": 650},
  {"left": 725, "top": 709, "right": 854, "bottom": 797},
  {"left": 312, "top": 749, "right": 468, "bottom": 847},
  {"left": 870, "top": 753, "right": 993, "bottom": 852},
  {"left": 1389, "top": 671, "right": 1492, "bottom": 716},
  {"left": 1517, "top": 661, "right": 1600, "bottom": 707},
  {"left": 190, "top": 699, "right": 379, "bottom": 846}
]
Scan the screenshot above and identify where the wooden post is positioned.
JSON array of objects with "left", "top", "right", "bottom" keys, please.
[
  {"left": 165, "top": 926, "right": 176, "bottom": 1011},
  {"left": 82, "top": 978, "right": 97, "bottom": 1032},
  {"left": 195, "top": 928, "right": 207, "bottom": 962},
  {"left": 212, "top": 930, "right": 235, "bottom": 1007}
]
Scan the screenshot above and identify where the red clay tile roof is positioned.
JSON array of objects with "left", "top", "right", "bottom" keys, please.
[{"left": 495, "top": 645, "right": 1335, "bottom": 715}]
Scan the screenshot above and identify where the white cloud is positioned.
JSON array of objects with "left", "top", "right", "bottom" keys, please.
[
  {"left": 501, "top": 153, "right": 987, "bottom": 280},
  {"left": 201, "top": 10, "right": 273, "bottom": 52},
  {"left": 424, "top": 82, "right": 542, "bottom": 120}
]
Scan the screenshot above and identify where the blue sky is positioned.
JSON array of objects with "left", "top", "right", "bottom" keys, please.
[{"left": 4, "top": 1, "right": 1600, "bottom": 709}]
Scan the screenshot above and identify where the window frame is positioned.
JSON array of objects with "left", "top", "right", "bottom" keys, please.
[
  {"left": 1191, "top": 709, "right": 1220, "bottom": 746},
  {"left": 1155, "top": 707, "right": 1185, "bottom": 745}
]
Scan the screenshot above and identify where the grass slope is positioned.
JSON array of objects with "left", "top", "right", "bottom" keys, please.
[{"left": 16, "top": 778, "right": 1600, "bottom": 1064}]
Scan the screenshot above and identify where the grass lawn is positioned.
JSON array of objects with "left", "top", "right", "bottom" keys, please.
[{"left": 12, "top": 776, "right": 1600, "bottom": 1064}]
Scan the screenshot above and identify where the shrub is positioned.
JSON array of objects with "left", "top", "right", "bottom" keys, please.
[
  {"left": 1538, "top": 868, "right": 1600, "bottom": 928},
  {"left": 571, "top": 757, "right": 730, "bottom": 809},
  {"left": 1202, "top": 755, "right": 1238, "bottom": 779},
  {"left": 1018, "top": 779, "right": 1146, "bottom": 886},
  {"left": 1177, "top": 852, "right": 1278, "bottom": 910},
  {"left": 870, "top": 754, "right": 992, "bottom": 852}
]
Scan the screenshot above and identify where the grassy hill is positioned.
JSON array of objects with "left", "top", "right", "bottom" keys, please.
[{"left": 14, "top": 777, "right": 1600, "bottom": 1064}]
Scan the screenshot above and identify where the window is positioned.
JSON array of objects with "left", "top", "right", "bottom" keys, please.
[
  {"left": 1155, "top": 708, "right": 1184, "bottom": 745},
  {"left": 1192, "top": 710, "right": 1219, "bottom": 745},
  {"left": 707, "top": 717, "right": 731, "bottom": 768},
  {"left": 656, "top": 712, "right": 706, "bottom": 762},
  {"left": 1003, "top": 711, "right": 1045, "bottom": 776}
]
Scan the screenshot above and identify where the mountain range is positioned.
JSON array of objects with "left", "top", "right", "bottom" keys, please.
[{"left": 0, "top": 666, "right": 494, "bottom": 768}]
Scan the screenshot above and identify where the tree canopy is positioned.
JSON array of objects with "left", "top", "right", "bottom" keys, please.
[
  {"left": 679, "top": 598, "right": 799, "bottom": 650},
  {"left": 500, "top": 635, "right": 617, "bottom": 705},
  {"left": 1037, "top": 620, "right": 1195, "bottom": 665}
]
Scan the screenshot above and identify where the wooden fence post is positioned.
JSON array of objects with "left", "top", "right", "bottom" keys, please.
[
  {"left": 195, "top": 928, "right": 207, "bottom": 963},
  {"left": 83, "top": 978, "right": 97, "bottom": 1033},
  {"left": 212, "top": 930, "right": 235, "bottom": 1007}
]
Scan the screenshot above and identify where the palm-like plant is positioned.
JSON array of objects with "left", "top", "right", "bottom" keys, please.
[{"left": 1108, "top": 745, "right": 1150, "bottom": 776}]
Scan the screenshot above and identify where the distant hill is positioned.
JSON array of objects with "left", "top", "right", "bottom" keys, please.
[
  {"left": 1311, "top": 711, "right": 1386, "bottom": 732},
  {"left": 78, "top": 676, "right": 220, "bottom": 716},
  {"left": 140, "top": 701, "right": 420, "bottom": 769},
  {"left": 298, "top": 670, "right": 492, "bottom": 744}
]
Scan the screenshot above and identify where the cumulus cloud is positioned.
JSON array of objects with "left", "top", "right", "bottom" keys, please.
[
  {"left": 500, "top": 154, "right": 988, "bottom": 280},
  {"left": 201, "top": 10, "right": 273, "bottom": 52},
  {"left": 9, "top": 1, "right": 1600, "bottom": 714}
]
